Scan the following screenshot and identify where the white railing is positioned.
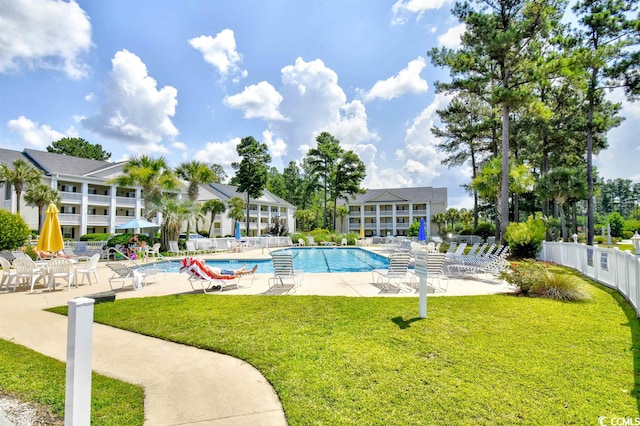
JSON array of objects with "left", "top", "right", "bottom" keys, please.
[{"left": 539, "top": 242, "right": 640, "bottom": 316}]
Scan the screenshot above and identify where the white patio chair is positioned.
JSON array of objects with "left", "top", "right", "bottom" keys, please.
[
  {"left": 147, "top": 243, "right": 161, "bottom": 259},
  {"left": 0, "top": 256, "right": 18, "bottom": 291},
  {"left": 47, "top": 258, "right": 76, "bottom": 291},
  {"left": 12, "top": 258, "right": 46, "bottom": 293},
  {"left": 372, "top": 252, "right": 412, "bottom": 292},
  {"left": 74, "top": 253, "right": 100, "bottom": 286}
]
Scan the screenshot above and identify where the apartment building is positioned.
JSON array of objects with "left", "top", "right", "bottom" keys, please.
[
  {"left": 198, "top": 183, "right": 296, "bottom": 237},
  {"left": 0, "top": 148, "right": 296, "bottom": 239},
  {"left": 340, "top": 186, "right": 448, "bottom": 237}
]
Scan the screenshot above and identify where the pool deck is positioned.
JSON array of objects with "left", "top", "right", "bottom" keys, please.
[{"left": 0, "top": 246, "right": 514, "bottom": 425}]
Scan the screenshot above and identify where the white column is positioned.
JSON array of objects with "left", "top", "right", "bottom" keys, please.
[
  {"left": 392, "top": 204, "right": 397, "bottom": 236},
  {"left": 109, "top": 185, "right": 117, "bottom": 232},
  {"left": 426, "top": 201, "right": 432, "bottom": 238},
  {"left": 135, "top": 188, "right": 142, "bottom": 218},
  {"left": 376, "top": 204, "right": 381, "bottom": 236},
  {"left": 409, "top": 203, "right": 414, "bottom": 224},
  {"left": 80, "top": 182, "right": 88, "bottom": 237},
  {"left": 65, "top": 297, "right": 95, "bottom": 426}
]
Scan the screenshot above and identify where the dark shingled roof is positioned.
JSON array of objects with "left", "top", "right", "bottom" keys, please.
[
  {"left": 202, "top": 183, "right": 295, "bottom": 208},
  {"left": 23, "top": 149, "right": 120, "bottom": 176},
  {"left": 349, "top": 187, "right": 447, "bottom": 204}
]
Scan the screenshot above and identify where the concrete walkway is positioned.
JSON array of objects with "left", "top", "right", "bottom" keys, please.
[{"left": 0, "top": 249, "right": 513, "bottom": 425}]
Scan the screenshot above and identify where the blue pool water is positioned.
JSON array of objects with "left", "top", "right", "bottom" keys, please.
[{"left": 149, "top": 247, "right": 390, "bottom": 274}]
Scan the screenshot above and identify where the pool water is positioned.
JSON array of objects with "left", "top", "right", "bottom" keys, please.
[{"left": 149, "top": 247, "right": 390, "bottom": 274}]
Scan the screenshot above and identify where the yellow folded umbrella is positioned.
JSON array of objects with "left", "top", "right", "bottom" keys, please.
[{"left": 36, "top": 203, "right": 64, "bottom": 254}]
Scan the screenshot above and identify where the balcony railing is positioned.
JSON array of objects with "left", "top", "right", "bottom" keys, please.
[
  {"left": 87, "top": 215, "right": 110, "bottom": 226},
  {"left": 59, "top": 192, "right": 82, "bottom": 203},
  {"left": 88, "top": 194, "right": 110, "bottom": 204},
  {"left": 115, "top": 196, "right": 136, "bottom": 207},
  {"left": 58, "top": 213, "right": 80, "bottom": 225}
]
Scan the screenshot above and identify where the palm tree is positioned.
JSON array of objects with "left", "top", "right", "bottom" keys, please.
[
  {"left": 444, "top": 208, "right": 460, "bottom": 232},
  {"left": 432, "top": 213, "right": 447, "bottom": 236},
  {"left": 201, "top": 199, "right": 226, "bottom": 236},
  {"left": 0, "top": 159, "right": 43, "bottom": 214},
  {"left": 108, "top": 155, "right": 181, "bottom": 219},
  {"left": 145, "top": 195, "right": 194, "bottom": 250},
  {"left": 175, "top": 161, "right": 219, "bottom": 201},
  {"left": 335, "top": 205, "right": 348, "bottom": 233},
  {"left": 24, "top": 184, "right": 61, "bottom": 233},
  {"left": 227, "top": 196, "right": 245, "bottom": 235}
]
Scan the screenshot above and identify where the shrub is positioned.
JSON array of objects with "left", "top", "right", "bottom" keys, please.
[
  {"left": 504, "top": 216, "right": 546, "bottom": 259},
  {"left": 474, "top": 223, "right": 495, "bottom": 240},
  {"left": 23, "top": 245, "right": 38, "bottom": 260},
  {"left": 500, "top": 260, "right": 590, "bottom": 301},
  {"left": 198, "top": 230, "right": 209, "bottom": 238},
  {"left": 0, "top": 210, "right": 31, "bottom": 251},
  {"left": 608, "top": 212, "right": 624, "bottom": 238},
  {"left": 80, "top": 233, "right": 111, "bottom": 242}
]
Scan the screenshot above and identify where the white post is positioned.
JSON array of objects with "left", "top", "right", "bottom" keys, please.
[
  {"left": 65, "top": 297, "right": 95, "bottom": 426},
  {"left": 415, "top": 251, "right": 428, "bottom": 318}
]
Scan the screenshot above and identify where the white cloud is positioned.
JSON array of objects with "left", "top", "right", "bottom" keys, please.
[
  {"left": 274, "top": 57, "right": 379, "bottom": 151},
  {"left": 194, "top": 137, "right": 241, "bottom": 171},
  {"left": 437, "top": 24, "right": 465, "bottom": 49},
  {"left": 172, "top": 141, "right": 188, "bottom": 151},
  {"left": 391, "top": 0, "right": 454, "bottom": 25},
  {"left": 224, "top": 81, "right": 285, "bottom": 120},
  {"left": 0, "top": 0, "right": 91, "bottom": 79},
  {"left": 363, "top": 92, "right": 453, "bottom": 190},
  {"left": 361, "top": 57, "right": 428, "bottom": 102},
  {"left": 327, "top": 100, "right": 380, "bottom": 146},
  {"left": 82, "top": 49, "right": 179, "bottom": 150},
  {"left": 189, "top": 29, "right": 246, "bottom": 80},
  {"left": 6, "top": 116, "right": 71, "bottom": 149},
  {"left": 262, "top": 130, "right": 287, "bottom": 159}
]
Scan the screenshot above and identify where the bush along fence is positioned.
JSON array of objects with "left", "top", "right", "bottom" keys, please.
[{"left": 539, "top": 242, "right": 640, "bottom": 316}]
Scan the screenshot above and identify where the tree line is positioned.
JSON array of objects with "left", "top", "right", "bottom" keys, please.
[
  {"left": 0, "top": 134, "right": 366, "bottom": 249},
  {"left": 429, "top": 0, "right": 639, "bottom": 244}
]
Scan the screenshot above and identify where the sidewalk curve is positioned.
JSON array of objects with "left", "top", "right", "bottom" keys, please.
[{"left": 0, "top": 267, "right": 287, "bottom": 426}]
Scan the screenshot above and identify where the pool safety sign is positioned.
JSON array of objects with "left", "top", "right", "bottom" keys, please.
[{"left": 414, "top": 251, "right": 428, "bottom": 318}]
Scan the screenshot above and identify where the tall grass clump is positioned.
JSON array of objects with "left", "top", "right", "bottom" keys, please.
[{"left": 500, "top": 260, "right": 590, "bottom": 301}]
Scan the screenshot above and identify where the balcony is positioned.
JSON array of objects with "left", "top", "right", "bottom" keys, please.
[
  {"left": 58, "top": 213, "right": 80, "bottom": 225},
  {"left": 115, "top": 196, "right": 136, "bottom": 207},
  {"left": 363, "top": 211, "right": 376, "bottom": 217},
  {"left": 87, "top": 215, "right": 110, "bottom": 226},
  {"left": 88, "top": 194, "right": 110, "bottom": 205},
  {"left": 412, "top": 209, "right": 427, "bottom": 216},
  {"left": 59, "top": 192, "right": 81, "bottom": 203}
]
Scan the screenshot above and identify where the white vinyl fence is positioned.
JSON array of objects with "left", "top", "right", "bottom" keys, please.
[{"left": 539, "top": 242, "right": 640, "bottom": 316}]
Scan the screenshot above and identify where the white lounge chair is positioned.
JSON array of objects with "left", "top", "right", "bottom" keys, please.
[
  {"left": 420, "top": 252, "right": 448, "bottom": 292},
  {"left": 106, "top": 262, "right": 161, "bottom": 291},
  {"left": 372, "top": 252, "right": 412, "bottom": 292},
  {"left": 268, "top": 251, "right": 303, "bottom": 289},
  {"left": 179, "top": 257, "right": 254, "bottom": 293}
]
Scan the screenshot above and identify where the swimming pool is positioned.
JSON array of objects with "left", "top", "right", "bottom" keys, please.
[{"left": 148, "top": 247, "right": 390, "bottom": 274}]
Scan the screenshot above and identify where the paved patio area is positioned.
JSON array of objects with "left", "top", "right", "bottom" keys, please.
[{"left": 0, "top": 247, "right": 514, "bottom": 425}]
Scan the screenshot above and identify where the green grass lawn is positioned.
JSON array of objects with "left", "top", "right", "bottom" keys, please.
[
  {"left": 0, "top": 339, "right": 145, "bottom": 425},
  {"left": 48, "top": 268, "right": 640, "bottom": 425}
]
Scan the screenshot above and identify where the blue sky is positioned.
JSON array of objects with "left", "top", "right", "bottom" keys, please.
[{"left": 1, "top": 0, "right": 638, "bottom": 210}]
